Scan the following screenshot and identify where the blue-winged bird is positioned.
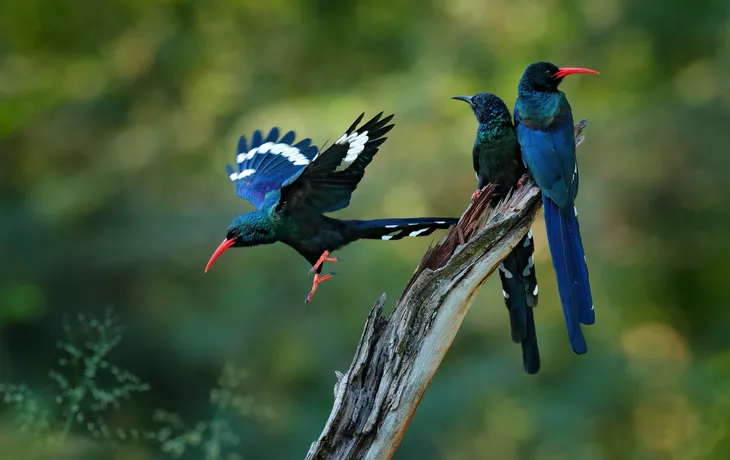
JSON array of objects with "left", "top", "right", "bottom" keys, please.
[
  {"left": 205, "top": 113, "right": 459, "bottom": 303},
  {"left": 514, "top": 62, "right": 598, "bottom": 354}
]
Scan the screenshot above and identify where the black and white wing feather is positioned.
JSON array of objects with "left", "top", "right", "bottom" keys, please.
[
  {"left": 276, "top": 112, "right": 394, "bottom": 215},
  {"left": 225, "top": 128, "right": 319, "bottom": 209}
]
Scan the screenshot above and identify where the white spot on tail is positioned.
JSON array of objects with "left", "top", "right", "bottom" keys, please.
[
  {"left": 435, "top": 221, "right": 446, "bottom": 224},
  {"left": 498, "top": 263, "right": 513, "bottom": 279},
  {"left": 574, "top": 206, "right": 578, "bottom": 217},
  {"left": 335, "top": 131, "right": 369, "bottom": 172},
  {"left": 381, "top": 230, "right": 401, "bottom": 241},
  {"left": 523, "top": 256, "right": 534, "bottom": 276},
  {"left": 385, "top": 224, "right": 399, "bottom": 228},
  {"left": 408, "top": 228, "right": 429, "bottom": 237},
  {"left": 502, "top": 290, "right": 510, "bottom": 299},
  {"left": 524, "top": 229, "right": 533, "bottom": 247},
  {"left": 533, "top": 285, "right": 539, "bottom": 296}
]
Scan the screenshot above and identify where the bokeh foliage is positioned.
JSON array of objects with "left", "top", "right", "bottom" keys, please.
[{"left": 1, "top": 0, "right": 729, "bottom": 458}]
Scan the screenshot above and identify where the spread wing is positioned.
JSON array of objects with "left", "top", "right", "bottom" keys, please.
[
  {"left": 515, "top": 104, "right": 578, "bottom": 211},
  {"left": 275, "top": 112, "right": 395, "bottom": 215},
  {"left": 225, "top": 127, "right": 319, "bottom": 209}
]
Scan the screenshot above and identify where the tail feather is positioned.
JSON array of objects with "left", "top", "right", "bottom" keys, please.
[
  {"left": 347, "top": 218, "right": 458, "bottom": 241},
  {"left": 543, "top": 195, "right": 594, "bottom": 354},
  {"left": 499, "top": 231, "right": 541, "bottom": 374},
  {"left": 521, "top": 307, "right": 540, "bottom": 374},
  {"left": 567, "top": 206, "right": 595, "bottom": 325},
  {"left": 499, "top": 251, "right": 528, "bottom": 343},
  {"left": 520, "top": 229, "right": 539, "bottom": 308}
]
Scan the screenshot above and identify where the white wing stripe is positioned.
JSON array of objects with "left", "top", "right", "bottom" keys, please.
[
  {"left": 270, "top": 143, "right": 288, "bottom": 154},
  {"left": 257, "top": 142, "right": 275, "bottom": 154},
  {"left": 237, "top": 142, "right": 312, "bottom": 167},
  {"left": 334, "top": 132, "right": 369, "bottom": 172}
]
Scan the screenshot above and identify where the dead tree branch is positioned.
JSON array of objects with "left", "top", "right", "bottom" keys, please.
[{"left": 305, "top": 120, "right": 587, "bottom": 460}]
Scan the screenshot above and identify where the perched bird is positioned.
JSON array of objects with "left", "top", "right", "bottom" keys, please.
[
  {"left": 514, "top": 61, "right": 598, "bottom": 354},
  {"left": 205, "top": 113, "right": 459, "bottom": 303},
  {"left": 453, "top": 93, "right": 540, "bottom": 374}
]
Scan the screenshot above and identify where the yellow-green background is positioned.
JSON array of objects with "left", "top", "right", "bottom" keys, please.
[{"left": 1, "top": 0, "right": 729, "bottom": 458}]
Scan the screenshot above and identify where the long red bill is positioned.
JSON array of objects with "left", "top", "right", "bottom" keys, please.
[
  {"left": 205, "top": 238, "right": 236, "bottom": 273},
  {"left": 554, "top": 67, "right": 599, "bottom": 79}
]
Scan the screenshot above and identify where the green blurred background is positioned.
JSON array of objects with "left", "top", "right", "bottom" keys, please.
[{"left": 2, "top": 0, "right": 730, "bottom": 458}]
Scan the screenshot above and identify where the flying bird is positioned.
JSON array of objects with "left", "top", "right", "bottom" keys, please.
[{"left": 205, "top": 113, "right": 459, "bottom": 303}]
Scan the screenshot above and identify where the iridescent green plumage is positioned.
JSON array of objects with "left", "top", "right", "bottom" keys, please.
[
  {"left": 454, "top": 93, "right": 540, "bottom": 374},
  {"left": 208, "top": 113, "right": 459, "bottom": 303}
]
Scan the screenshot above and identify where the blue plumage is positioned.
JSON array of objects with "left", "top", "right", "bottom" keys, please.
[
  {"left": 226, "top": 128, "right": 319, "bottom": 209},
  {"left": 208, "top": 113, "right": 459, "bottom": 303},
  {"left": 514, "top": 61, "right": 598, "bottom": 354},
  {"left": 514, "top": 107, "right": 578, "bottom": 210},
  {"left": 542, "top": 196, "right": 593, "bottom": 353}
]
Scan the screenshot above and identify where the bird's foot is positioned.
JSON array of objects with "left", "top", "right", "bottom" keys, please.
[
  {"left": 305, "top": 273, "right": 334, "bottom": 304},
  {"left": 470, "top": 189, "right": 482, "bottom": 202},
  {"left": 309, "top": 250, "right": 339, "bottom": 274},
  {"left": 515, "top": 174, "right": 529, "bottom": 189}
]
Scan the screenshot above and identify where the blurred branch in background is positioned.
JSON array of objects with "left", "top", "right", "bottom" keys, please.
[{"left": 306, "top": 182, "right": 542, "bottom": 460}]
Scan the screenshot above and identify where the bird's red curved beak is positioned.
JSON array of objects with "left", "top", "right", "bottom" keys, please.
[
  {"left": 205, "top": 238, "right": 236, "bottom": 273},
  {"left": 554, "top": 67, "right": 599, "bottom": 79}
]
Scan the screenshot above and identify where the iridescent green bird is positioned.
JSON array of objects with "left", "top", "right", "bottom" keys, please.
[
  {"left": 453, "top": 93, "right": 540, "bottom": 374},
  {"left": 205, "top": 113, "right": 459, "bottom": 303}
]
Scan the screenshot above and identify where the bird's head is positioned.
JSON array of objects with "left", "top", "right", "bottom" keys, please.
[
  {"left": 204, "top": 211, "right": 275, "bottom": 272},
  {"left": 520, "top": 61, "right": 599, "bottom": 92},
  {"left": 452, "top": 92, "right": 512, "bottom": 126}
]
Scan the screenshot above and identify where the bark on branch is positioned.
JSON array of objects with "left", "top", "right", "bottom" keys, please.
[
  {"left": 304, "top": 181, "right": 542, "bottom": 460},
  {"left": 304, "top": 120, "right": 587, "bottom": 460}
]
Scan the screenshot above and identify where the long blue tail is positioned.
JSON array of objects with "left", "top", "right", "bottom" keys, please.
[
  {"left": 543, "top": 195, "right": 595, "bottom": 354},
  {"left": 498, "top": 232, "right": 540, "bottom": 374}
]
